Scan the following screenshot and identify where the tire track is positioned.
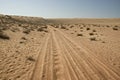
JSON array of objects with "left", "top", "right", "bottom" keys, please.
[
  {"left": 31, "top": 26, "right": 120, "bottom": 80},
  {"left": 31, "top": 33, "right": 51, "bottom": 80},
  {"left": 53, "top": 27, "right": 120, "bottom": 80}
]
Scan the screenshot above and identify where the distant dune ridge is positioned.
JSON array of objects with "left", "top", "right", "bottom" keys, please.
[{"left": 0, "top": 14, "right": 120, "bottom": 80}]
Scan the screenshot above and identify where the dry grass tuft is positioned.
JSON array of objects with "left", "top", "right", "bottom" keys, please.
[
  {"left": 27, "top": 56, "right": 35, "bottom": 62},
  {"left": 23, "top": 29, "right": 30, "bottom": 34},
  {"left": 89, "top": 33, "right": 94, "bottom": 36},
  {"left": 112, "top": 27, "right": 118, "bottom": 30},
  {"left": 86, "top": 27, "right": 90, "bottom": 30},
  {"left": 77, "top": 33, "right": 83, "bottom": 36},
  {"left": 0, "top": 32, "right": 10, "bottom": 40},
  {"left": 90, "top": 37, "right": 96, "bottom": 41}
]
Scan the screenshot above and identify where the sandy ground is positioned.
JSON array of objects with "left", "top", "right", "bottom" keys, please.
[{"left": 0, "top": 15, "right": 120, "bottom": 80}]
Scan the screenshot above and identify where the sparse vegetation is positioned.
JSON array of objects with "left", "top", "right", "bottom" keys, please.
[
  {"left": 89, "top": 33, "right": 94, "bottom": 35},
  {"left": 19, "top": 41, "right": 24, "bottom": 44},
  {"left": 21, "top": 37, "right": 27, "bottom": 40},
  {"left": 37, "top": 27, "right": 44, "bottom": 32},
  {"left": 90, "top": 37, "right": 96, "bottom": 41},
  {"left": 23, "top": 29, "right": 30, "bottom": 34},
  {"left": 86, "top": 27, "right": 90, "bottom": 30},
  {"left": 102, "top": 41, "right": 105, "bottom": 43},
  {"left": 106, "top": 25, "right": 110, "bottom": 27},
  {"left": 93, "top": 30, "right": 96, "bottom": 32},
  {"left": 113, "top": 27, "right": 118, "bottom": 30},
  {"left": 77, "top": 33, "right": 83, "bottom": 36},
  {"left": 80, "top": 27, "right": 83, "bottom": 29},
  {"left": 70, "top": 26, "right": 74, "bottom": 28},
  {"left": 0, "top": 32, "right": 10, "bottom": 40},
  {"left": 61, "top": 26, "right": 66, "bottom": 29},
  {"left": 27, "top": 56, "right": 35, "bottom": 62},
  {"left": 37, "top": 27, "right": 48, "bottom": 32}
]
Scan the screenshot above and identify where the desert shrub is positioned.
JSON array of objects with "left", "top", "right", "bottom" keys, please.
[
  {"left": 77, "top": 33, "right": 83, "bottom": 36},
  {"left": 80, "top": 27, "right": 83, "bottom": 29},
  {"left": 37, "top": 27, "right": 48, "bottom": 32},
  {"left": 18, "top": 24, "right": 22, "bottom": 26},
  {"left": 23, "top": 29, "right": 30, "bottom": 34},
  {"left": 90, "top": 37, "right": 96, "bottom": 41},
  {"left": 70, "top": 26, "right": 74, "bottom": 28},
  {"left": 11, "top": 29, "right": 16, "bottom": 32},
  {"left": 19, "top": 41, "right": 24, "bottom": 44},
  {"left": 21, "top": 37, "right": 27, "bottom": 40},
  {"left": 44, "top": 30, "right": 48, "bottom": 32},
  {"left": 27, "top": 56, "right": 35, "bottom": 62},
  {"left": 55, "top": 26, "right": 59, "bottom": 28},
  {"left": 106, "top": 25, "right": 110, "bottom": 27},
  {"left": 93, "top": 30, "right": 96, "bottom": 32},
  {"left": 66, "top": 28, "right": 69, "bottom": 30},
  {"left": 61, "top": 26, "right": 66, "bottom": 29},
  {"left": 89, "top": 33, "right": 94, "bottom": 35},
  {"left": 86, "top": 27, "right": 90, "bottom": 30},
  {"left": 0, "top": 32, "right": 10, "bottom": 40},
  {"left": 102, "top": 41, "right": 105, "bottom": 43},
  {"left": 114, "top": 25, "right": 118, "bottom": 27},
  {"left": 37, "top": 27, "right": 44, "bottom": 32},
  {"left": 113, "top": 27, "right": 118, "bottom": 30},
  {"left": 43, "top": 25, "right": 47, "bottom": 29},
  {"left": 80, "top": 30, "right": 83, "bottom": 32}
]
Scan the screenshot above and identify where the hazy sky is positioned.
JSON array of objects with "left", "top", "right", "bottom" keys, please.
[{"left": 0, "top": 0, "right": 120, "bottom": 18}]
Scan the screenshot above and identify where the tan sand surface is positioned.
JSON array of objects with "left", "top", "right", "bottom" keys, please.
[{"left": 0, "top": 14, "right": 120, "bottom": 80}]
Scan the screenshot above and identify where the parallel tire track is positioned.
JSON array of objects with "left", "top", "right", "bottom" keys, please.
[{"left": 31, "top": 26, "right": 120, "bottom": 80}]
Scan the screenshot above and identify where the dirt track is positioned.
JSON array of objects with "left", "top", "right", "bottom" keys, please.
[{"left": 31, "top": 26, "right": 120, "bottom": 80}]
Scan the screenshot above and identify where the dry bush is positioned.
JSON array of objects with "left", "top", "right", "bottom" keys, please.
[
  {"left": 61, "top": 26, "right": 66, "bottom": 29},
  {"left": 80, "top": 27, "right": 83, "bottom": 29},
  {"left": 89, "top": 33, "right": 94, "bottom": 36},
  {"left": 106, "top": 25, "right": 110, "bottom": 27},
  {"left": 114, "top": 25, "right": 119, "bottom": 27},
  {"left": 77, "top": 33, "right": 83, "bottom": 36},
  {"left": 70, "top": 26, "right": 74, "bottom": 28},
  {"left": 37, "top": 27, "right": 48, "bottom": 32},
  {"left": 90, "top": 37, "right": 96, "bottom": 41},
  {"left": 93, "top": 29, "right": 96, "bottom": 32},
  {"left": 37, "top": 27, "right": 44, "bottom": 32},
  {"left": 0, "top": 32, "right": 10, "bottom": 40},
  {"left": 19, "top": 41, "right": 24, "bottom": 44},
  {"left": 43, "top": 25, "right": 47, "bottom": 29},
  {"left": 86, "top": 27, "right": 90, "bottom": 30},
  {"left": 113, "top": 27, "right": 118, "bottom": 30},
  {"left": 21, "top": 37, "right": 27, "bottom": 40},
  {"left": 102, "top": 41, "right": 105, "bottom": 43},
  {"left": 27, "top": 56, "right": 35, "bottom": 62},
  {"left": 23, "top": 29, "right": 30, "bottom": 34},
  {"left": 55, "top": 26, "right": 59, "bottom": 28}
]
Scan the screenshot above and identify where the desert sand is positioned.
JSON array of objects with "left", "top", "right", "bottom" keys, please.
[{"left": 0, "top": 14, "right": 120, "bottom": 80}]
